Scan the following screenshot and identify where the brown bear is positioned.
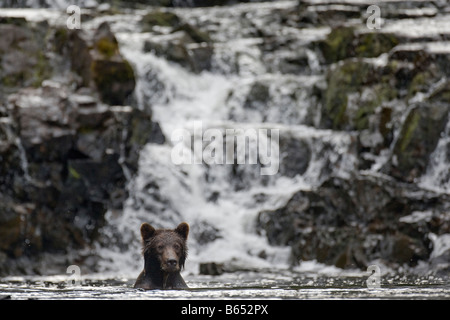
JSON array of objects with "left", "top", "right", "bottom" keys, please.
[{"left": 134, "top": 222, "right": 189, "bottom": 290}]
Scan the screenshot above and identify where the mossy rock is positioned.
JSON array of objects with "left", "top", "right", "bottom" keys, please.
[
  {"left": 0, "top": 17, "right": 27, "bottom": 27},
  {"left": 407, "top": 71, "right": 432, "bottom": 98},
  {"left": 93, "top": 21, "right": 120, "bottom": 59},
  {"left": 92, "top": 59, "right": 136, "bottom": 105},
  {"left": 318, "top": 26, "right": 400, "bottom": 64},
  {"left": 244, "top": 81, "right": 270, "bottom": 109},
  {"left": 173, "top": 23, "right": 212, "bottom": 44},
  {"left": 66, "top": 23, "right": 136, "bottom": 105},
  {"left": 53, "top": 27, "right": 69, "bottom": 54},
  {"left": 141, "top": 10, "right": 181, "bottom": 31},
  {"left": 390, "top": 102, "right": 450, "bottom": 182},
  {"left": 0, "top": 215, "right": 21, "bottom": 253},
  {"left": 318, "top": 26, "right": 355, "bottom": 64},
  {"left": 354, "top": 32, "right": 399, "bottom": 58},
  {"left": 322, "top": 59, "right": 375, "bottom": 130},
  {"left": 428, "top": 80, "right": 450, "bottom": 103},
  {"left": 0, "top": 22, "right": 52, "bottom": 89},
  {"left": 322, "top": 58, "right": 400, "bottom": 131},
  {"left": 354, "top": 83, "right": 398, "bottom": 131},
  {"left": 95, "top": 36, "right": 119, "bottom": 58}
]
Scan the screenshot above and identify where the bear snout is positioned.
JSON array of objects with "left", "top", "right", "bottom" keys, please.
[
  {"left": 162, "top": 250, "right": 180, "bottom": 272},
  {"left": 163, "top": 258, "right": 179, "bottom": 272},
  {"left": 166, "top": 258, "right": 178, "bottom": 269}
]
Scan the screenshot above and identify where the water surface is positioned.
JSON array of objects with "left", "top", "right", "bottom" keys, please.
[{"left": 1, "top": 269, "right": 448, "bottom": 299}]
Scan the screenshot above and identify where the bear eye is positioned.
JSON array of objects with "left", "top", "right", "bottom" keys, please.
[
  {"left": 157, "top": 244, "right": 164, "bottom": 251},
  {"left": 173, "top": 243, "right": 180, "bottom": 251}
]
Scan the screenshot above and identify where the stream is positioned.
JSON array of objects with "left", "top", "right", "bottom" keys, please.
[
  {"left": 0, "top": 0, "right": 449, "bottom": 300},
  {"left": 1, "top": 268, "right": 449, "bottom": 299}
]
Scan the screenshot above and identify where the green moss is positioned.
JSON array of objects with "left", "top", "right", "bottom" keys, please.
[
  {"left": 0, "top": 216, "right": 21, "bottom": 251},
  {"left": 323, "top": 59, "right": 374, "bottom": 129},
  {"left": 355, "top": 32, "right": 399, "bottom": 58},
  {"left": 31, "top": 51, "right": 51, "bottom": 87},
  {"left": 0, "top": 17, "right": 27, "bottom": 26},
  {"left": 1, "top": 52, "right": 50, "bottom": 88},
  {"left": 78, "top": 126, "right": 96, "bottom": 134},
  {"left": 319, "top": 28, "right": 399, "bottom": 64},
  {"left": 407, "top": 71, "right": 432, "bottom": 98},
  {"left": 0, "top": 22, "right": 51, "bottom": 89},
  {"left": 92, "top": 59, "right": 135, "bottom": 105},
  {"left": 318, "top": 26, "right": 355, "bottom": 64},
  {"left": 68, "top": 166, "right": 81, "bottom": 179},
  {"left": 53, "top": 27, "right": 69, "bottom": 53},
  {"left": 398, "top": 109, "right": 420, "bottom": 152},
  {"left": 323, "top": 59, "right": 399, "bottom": 131},
  {"left": 1, "top": 73, "right": 22, "bottom": 87},
  {"left": 95, "top": 37, "right": 118, "bottom": 58}
]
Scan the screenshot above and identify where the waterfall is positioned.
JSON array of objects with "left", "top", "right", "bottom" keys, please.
[
  {"left": 419, "top": 117, "right": 450, "bottom": 193},
  {"left": 91, "top": 2, "right": 363, "bottom": 276},
  {"left": 3, "top": 0, "right": 448, "bottom": 276}
]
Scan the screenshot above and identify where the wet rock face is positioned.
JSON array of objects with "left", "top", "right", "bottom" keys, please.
[
  {"left": 141, "top": 11, "right": 213, "bottom": 74},
  {"left": 0, "top": 18, "right": 160, "bottom": 275},
  {"left": 387, "top": 102, "right": 450, "bottom": 183},
  {"left": 0, "top": 83, "right": 154, "bottom": 272},
  {"left": 68, "top": 22, "right": 136, "bottom": 105},
  {"left": 257, "top": 174, "right": 450, "bottom": 269},
  {"left": 251, "top": 0, "right": 450, "bottom": 270},
  {"left": 0, "top": 18, "right": 51, "bottom": 97},
  {"left": 317, "top": 26, "right": 399, "bottom": 64}
]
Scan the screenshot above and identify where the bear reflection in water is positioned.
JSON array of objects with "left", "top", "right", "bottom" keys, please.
[{"left": 134, "top": 222, "right": 189, "bottom": 290}]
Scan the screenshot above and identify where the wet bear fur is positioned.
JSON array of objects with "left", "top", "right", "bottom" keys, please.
[{"left": 134, "top": 222, "right": 189, "bottom": 290}]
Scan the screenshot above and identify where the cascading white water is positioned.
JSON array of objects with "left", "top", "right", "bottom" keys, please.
[
  {"left": 91, "top": 1, "right": 364, "bottom": 276},
  {"left": 419, "top": 117, "right": 450, "bottom": 193}
]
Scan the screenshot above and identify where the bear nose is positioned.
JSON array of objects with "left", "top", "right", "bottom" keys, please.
[{"left": 167, "top": 259, "right": 177, "bottom": 267}]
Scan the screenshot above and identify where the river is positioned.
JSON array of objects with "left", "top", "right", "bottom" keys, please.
[
  {"left": 0, "top": 0, "right": 449, "bottom": 300},
  {"left": 1, "top": 267, "right": 449, "bottom": 299}
]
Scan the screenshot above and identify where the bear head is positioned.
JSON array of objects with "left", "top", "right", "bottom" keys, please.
[{"left": 140, "top": 222, "right": 189, "bottom": 274}]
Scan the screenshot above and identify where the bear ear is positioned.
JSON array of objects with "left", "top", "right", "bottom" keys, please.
[
  {"left": 175, "top": 222, "right": 189, "bottom": 240},
  {"left": 140, "top": 223, "right": 156, "bottom": 241}
]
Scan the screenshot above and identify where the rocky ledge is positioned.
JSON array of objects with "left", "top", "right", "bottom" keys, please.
[{"left": 0, "top": 17, "right": 163, "bottom": 274}]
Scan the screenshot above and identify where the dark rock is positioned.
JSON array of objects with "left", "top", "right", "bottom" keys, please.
[
  {"left": 321, "top": 59, "right": 377, "bottom": 130},
  {"left": 278, "top": 136, "right": 311, "bottom": 178},
  {"left": 257, "top": 173, "right": 450, "bottom": 269},
  {"left": 317, "top": 26, "right": 356, "bottom": 64},
  {"left": 141, "top": 10, "right": 181, "bottom": 31},
  {"left": 66, "top": 22, "right": 136, "bottom": 105},
  {"left": 317, "top": 26, "right": 399, "bottom": 64},
  {"left": 387, "top": 101, "right": 450, "bottom": 183},
  {"left": 187, "top": 43, "right": 214, "bottom": 72},
  {"left": 0, "top": 81, "right": 154, "bottom": 274},
  {"left": 193, "top": 221, "right": 222, "bottom": 245},
  {"left": 298, "top": 2, "right": 363, "bottom": 27},
  {"left": 0, "top": 20, "right": 51, "bottom": 93},
  {"left": 91, "top": 59, "right": 135, "bottom": 105},
  {"left": 143, "top": 29, "right": 213, "bottom": 73},
  {"left": 173, "top": 23, "right": 212, "bottom": 44},
  {"left": 199, "top": 262, "right": 224, "bottom": 275},
  {"left": 244, "top": 81, "right": 270, "bottom": 111}
]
